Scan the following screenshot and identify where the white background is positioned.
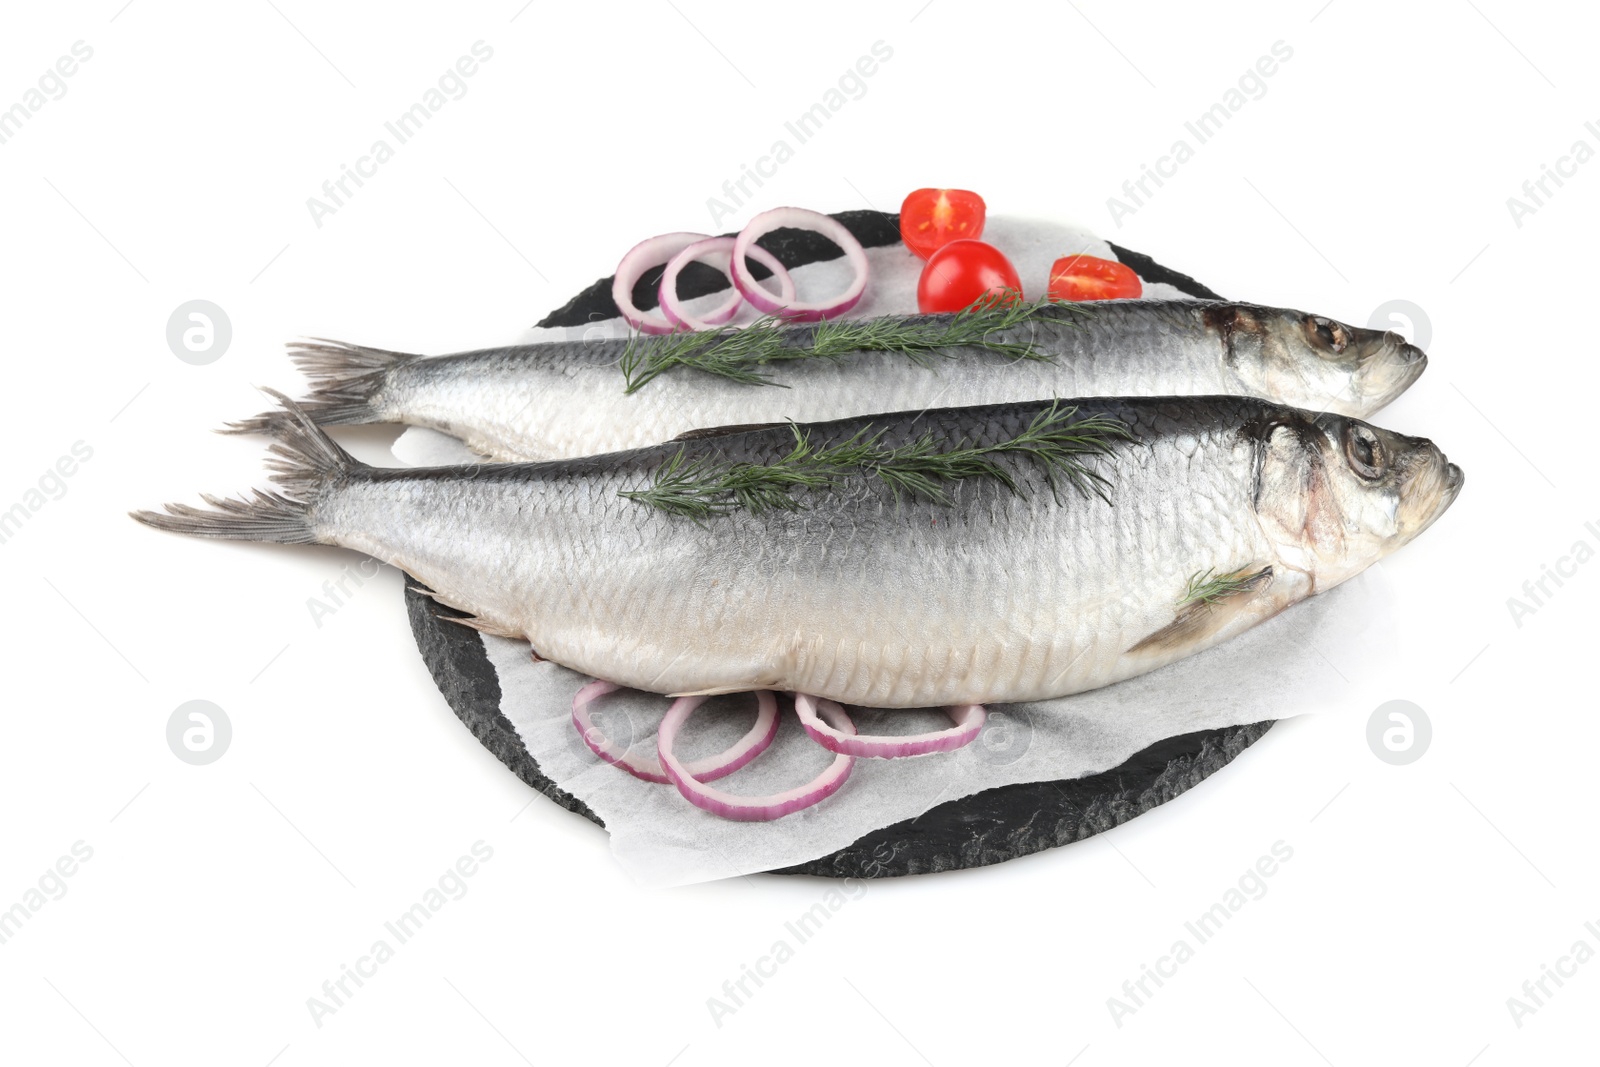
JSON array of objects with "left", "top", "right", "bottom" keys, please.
[{"left": 1, "top": 1, "right": 1595, "bottom": 1064}]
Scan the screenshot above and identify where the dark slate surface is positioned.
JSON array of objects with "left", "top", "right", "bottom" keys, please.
[
  {"left": 775, "top": 721, "right": 1273, "bottom": 878},
  {"left": 407, "top": 210, "right": 1277, "bottom": 877},
  {"left": 406, "top": 593, "right": 598, "bottom": 824},
  {"left": 1107, "top": 240, "right": 1226, "bottom": 301}
]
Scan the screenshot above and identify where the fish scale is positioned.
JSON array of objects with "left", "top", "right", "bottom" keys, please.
[
  {"left": 374, "top": 401, "right": 1228, "bottom": 703},
  {"left": 240, "top": 300, "right": 1428, "bottom": 461},
  {"left": 140, "top": 392, "right": 1460, "bottom": 707}
]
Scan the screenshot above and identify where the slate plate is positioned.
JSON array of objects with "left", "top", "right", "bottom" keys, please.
[{"left": 405, "top": 210, "right": 1271, "bottom": 878}]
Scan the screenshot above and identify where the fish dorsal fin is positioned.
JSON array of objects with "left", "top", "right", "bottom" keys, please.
[
  {"left": 1128, "top": 566, "right": 1274, "bottom": 655},
  {"left": 671, "top": 422, "right": 786, "bottom": 442}
]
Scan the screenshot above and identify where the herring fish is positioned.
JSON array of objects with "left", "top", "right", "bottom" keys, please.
[
  {"left": 235, "top": 301, "right": 1426, "bottom": 461},
  {"left": 139, "top": 393, "right": 1461, "bottom": 708}
]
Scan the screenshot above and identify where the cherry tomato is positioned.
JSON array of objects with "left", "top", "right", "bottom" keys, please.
[
  {"left": 899, "top": 188, "right": 987, "bottom": 260},
  {"left": 1047, "top": 255, "right": 1142, "bottom": 301},
  {"left": 917, "top": 239, "right": 1022, "bottom": 314}
]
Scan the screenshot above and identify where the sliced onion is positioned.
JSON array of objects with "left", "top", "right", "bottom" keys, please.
[
  {"left": 731, "top": 207, "right": 870, "bottom": 322},
  {"left": 794, "top": 694, "right": 985, "bottom": 758},
  {"left": 659, "top": 237, "right": 796, "bottom": 332},
  {"left": 658, "top": 694, "right": 855, "bottom": 821},
  {"left": 612, "top": 232, "right": 711, "bottom": 335},
  {"left": 572, "top": 681, "right": 779, "bottom": 784}
]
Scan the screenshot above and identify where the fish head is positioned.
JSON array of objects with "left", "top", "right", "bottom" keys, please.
[
  {"left": 1251, "top": 409, "right": 1463, "bottom": 590},
  {"left": 1219, "top": 305, "right": 1427, "bottom": 418}
]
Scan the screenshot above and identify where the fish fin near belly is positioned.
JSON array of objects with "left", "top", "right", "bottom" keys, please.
[
  {"left": 667, "top": 682, "right": 777, "bottom": 698},
  {"left": 671, "top": 422, "right": 787, "bottom": 442},
  {"left": 1128, "top": 565, "right": 1275, "bottom": 655},
  {"left": 409, "top": 585, "right": 524, "bottom": 639},
  {"left": 439, "top": 614, "right": 523, "bottom": 638}
]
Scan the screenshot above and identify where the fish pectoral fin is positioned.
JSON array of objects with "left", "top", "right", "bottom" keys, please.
[
  {"left": 670, "top": 422, "right": 786, "bottom": 442},
  {"left": 1128, "top": 566, "right": 1274, "bottom": 655}
]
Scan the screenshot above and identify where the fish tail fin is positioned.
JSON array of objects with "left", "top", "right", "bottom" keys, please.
[
  {"left": 221, "top": 338, "right": 417, "bottom": 434},
  {"left": 132, "top": 389, "right": 364, "bottom": 543},
  {"left": 129, "top": 490, "right": 321, "bottom": 543}
]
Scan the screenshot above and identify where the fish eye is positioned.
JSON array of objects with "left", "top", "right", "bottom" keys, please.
[
  {"left": 1344, "top": 424, "right": 1385, "bottom": 479},
  {"left": 1305, "top": 315, "right": 1350, "bottom": 353}
]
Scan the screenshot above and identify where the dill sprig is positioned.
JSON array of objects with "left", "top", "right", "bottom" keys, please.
[
  {"left": 1179, "top": 567, "right": 1268, "bottom": 608},
  {"left": 618, "top": 289, "right": 1085, "bottom": 394},
  {"left": 620, "top": 401, "right": 1129, "bottom": 519}
]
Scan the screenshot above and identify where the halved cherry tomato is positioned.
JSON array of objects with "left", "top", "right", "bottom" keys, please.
[
  {"left": 899, "top": 188, "right": 987, "bottom": 260},
  {"left": 1047, "top": 254, "right": 1142, "bottom": 301},
  {"left": 917, "top": 239, "right": 1022, "bottom": 313}
]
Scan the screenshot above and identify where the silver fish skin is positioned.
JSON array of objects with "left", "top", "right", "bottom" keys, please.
[
  {"left": 143, "top": 394, "right": 1461, "bottom": 708},
  {"left": 236, "top": 301, "right": 1425, "bottom": 460}
]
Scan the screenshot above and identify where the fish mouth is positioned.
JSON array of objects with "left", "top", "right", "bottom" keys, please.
[
  {"left": 1395, "top": 340, "right": 1427, "bottom": 368},
  {"left": 1442, "top": 460, "right": 1465, "bottom": 508},
  {"left": 1409, "top": 457, "right": 1464, "bottom": 539},
  {"left": 1356, "top": 339, "right": 1428, "bottom": 412}
]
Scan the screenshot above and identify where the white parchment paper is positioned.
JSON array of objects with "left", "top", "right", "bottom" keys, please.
[
  {"left": 388, "top": 216, "right": 1396, "bottom": 885},
  {"left": 482, "top": 569, "right": 1394, "bottom": 887}
]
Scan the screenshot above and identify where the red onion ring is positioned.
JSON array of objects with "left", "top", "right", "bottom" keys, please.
[
  {"left": 658, "top": 236, "right": 796, "bottom": 332},
  {"left": 731, "top": 207, "right": 870, "bottom": 322},
  {"left": 794, "top": 694, "right": 986, "bottom": 758},
  {"left": 658, "top": 694, "right": 856, "bottom": 821},
  {"left": 572, "top": 681, "right": 779, "bottom": 784},
  {"left": 612, "top": 232, "right": 710, "bottom": 335}
]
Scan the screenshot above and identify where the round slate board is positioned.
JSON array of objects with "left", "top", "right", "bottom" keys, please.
[{"left": 405, "top": 210, "right": 1271, "bottom": 878}]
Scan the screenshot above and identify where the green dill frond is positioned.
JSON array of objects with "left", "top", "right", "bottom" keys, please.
[
  {"left": 1179, "top": 567, "right": 1268, "bottom": 608},
  {"left": 619, "top": 289, "right": 1089, "bottom": 394},
  {"left": 619, "top": 400, "right": 1129, "bottom": 518}
]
